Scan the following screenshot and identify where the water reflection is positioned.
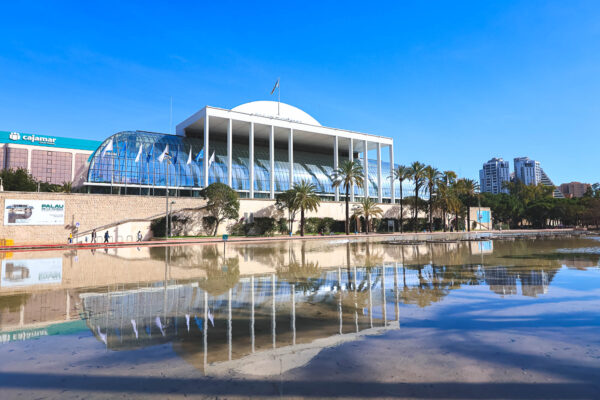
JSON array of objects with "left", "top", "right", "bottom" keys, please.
[{"left": 1, "top": 236, "right": 599, "bottom": 373}]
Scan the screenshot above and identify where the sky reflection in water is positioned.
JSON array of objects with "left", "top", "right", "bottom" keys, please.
[{"left": 0, "top": 236, "right": 599, "bottom": 395}]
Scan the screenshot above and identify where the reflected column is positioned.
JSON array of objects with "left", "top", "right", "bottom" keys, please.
[
  {"left": 228, "top": 288, "right": 232, "bottom": 361},
  {"left": 381, "top": 265, "right": 387, "bottom": 326},
  {"left": 394, "top": 262, "right": 399, "bottom": 322},
  {"left": 203, "top": 291, "right": 208, "bottom": 374},
  {"left": 291, "top": 283, "right": 296, "bottom": 345},
  {"left": 354, "top": 266, "right": 358, "bottom": 333},
  {"left": 272, "top": 274, "right": 276, "bottom": 349},
  {"left": 368, "top": 270, "right": 373, "bottom": 328},
  {"left": 251, "top": 275, "right": 255, "bottom": 353},
  {"left": 338, "top": 266, "right": 343, "bottom": 335}
]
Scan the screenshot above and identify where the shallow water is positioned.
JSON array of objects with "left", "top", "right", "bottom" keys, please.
[{"left": 1, "top": 236, "right": 599, "bottom": 399}]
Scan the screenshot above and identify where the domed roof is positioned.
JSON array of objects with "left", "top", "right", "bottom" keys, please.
[{"left": 232, "top": 101, "right": 321, "bottom": 126}]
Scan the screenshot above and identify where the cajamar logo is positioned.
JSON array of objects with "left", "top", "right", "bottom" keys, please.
[{"left": 9, "top": 132, "right": 20, "bottom": 141}]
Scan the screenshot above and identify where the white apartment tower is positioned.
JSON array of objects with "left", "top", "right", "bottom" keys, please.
[{"left": 479, "top": 158, "right": 510, "bottom": 194}]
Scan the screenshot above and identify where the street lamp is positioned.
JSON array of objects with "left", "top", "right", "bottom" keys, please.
[{"left": 170, "top": 200, "right": 176, "bottom": 238}]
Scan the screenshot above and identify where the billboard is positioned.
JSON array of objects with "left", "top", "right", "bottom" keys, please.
[
  {"left": 4, "top": 199, "right": 65, "bottom": 225},
  {"left": 1, "top": 258, "right": 62, "bottom": 288},
  {"left": 477, "top": 210, "right": 491, "bottom": 224}
]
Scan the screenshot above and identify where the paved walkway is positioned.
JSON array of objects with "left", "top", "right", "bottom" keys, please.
[{"left": 0, "top": 228, "right": 579, "bottom": 253}]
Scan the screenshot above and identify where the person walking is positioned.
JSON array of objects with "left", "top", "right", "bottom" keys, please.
[
  {"left": 91, "top": 229, "right": 97, "bottom": 243},
  {"left": 68, "top": 232, "right": 73, "bottom": 244},
  {"left": 104, "top": 231, "right": 109, "bottom": 243},
  {"left": 137, "top": 231, "right": 142, "bottom": 242}
]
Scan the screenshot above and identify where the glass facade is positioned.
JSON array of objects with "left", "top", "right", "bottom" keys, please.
[{"left": 87, "top": 131, "right": 412, "bottom": 199}]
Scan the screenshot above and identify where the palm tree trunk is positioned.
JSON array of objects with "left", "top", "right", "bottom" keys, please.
[
  {"left": 399, "top": 182, "right": 404, "bottom": 233},
  {"left": 414, "top": 184, "right": 419, "bottom": 233},
  {"left": 428, "top": 185, "right": 433, "bottom": 232},
  {"left": 300, "top": 207, "right": 305, "bottom": 236},
  {"left": 467, "top": 200, "right": 471, "bottom": 232},
  {"left": 345, "top": 186, "right": 350, "bottom": 235}
]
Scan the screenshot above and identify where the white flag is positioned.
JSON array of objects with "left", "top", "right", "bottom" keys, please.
[
  {"left": 155, "top": 316, "right": 165, "bottom": 337},
  {"left": 97, "top": 326, "right": 107, "bottom": 345},
  {"left": 134, "top": 144, "right": 143, "bottom": 163},
  {"left": 207, "top": 308, "right": 214, "bottom": 327},
  {"left": 101, "top": 138, "right": 113, "bottom": 157},
  {"left": 158, "top": 144, "right": 169, "bottom": 163},
  {"left": 186, "top": 147, "right": 192, "bottom": 165},
  {"left": 208, "top": 151, "right": 215, "bottom": 168},
  {"left": 131, "top": 319, "right": 138, "bottom": 339}
]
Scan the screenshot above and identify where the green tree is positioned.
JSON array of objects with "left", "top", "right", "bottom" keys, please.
[
  {"left": 276, "top": 189, "right": 299, "bottom": 234},
  {"left": 423, "top": 166, "right": 442, "bottom": 232},
  {"left": 407, "top": 161, "right": 426, "bottom": 232},
  {"left": 457, "top": 178, "right": 479, "bottom": 231},
  {"left": 439, "top": 170, "right": 457, "bottom": 231},
  {"left": 353, "top": 197, "right": 383, "bottom": 234},
  {"left": 392, "top": 165, "right": 411, "bottom": 233},
  {"left": 200, "top": 182, "right": 240, "bottom": 236},
  {"left": 332, "top": 160, "right": 364, "bottom": 235},
  {"left": 292, "top": 180, "right": 321, "bottom": 237},
  {"left": 0, "top": 168, "right": 37, "bottom": 191}
]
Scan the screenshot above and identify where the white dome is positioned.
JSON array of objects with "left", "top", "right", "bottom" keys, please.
[{"left": 232, "top": 101, "right": 321, "bottom": 126}]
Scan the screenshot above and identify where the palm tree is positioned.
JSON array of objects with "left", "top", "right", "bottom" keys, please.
[
  {"left": 353, "top": 197, "right": 383, "bottom": 234},
  {"left": 293, "top": 180, "right": 321, "bottom": 236},
  {"left": 439, "top": 170, "right": 457, "bottom": 231},
  {"left": 423, "top": 166, "right": 442, "bottom": 232},
  {"left": 457, "top": 178, "right": 479, "bottom": 231},
  {"left": 408, "top": 161, "right": 426, "bottom": 232},
  {"left": 275, "top": 189, "right": 299, "bottom": 235},
  {"left": 393, "top": 165, "right": 411, "bottom": 233},
  {"left": 332, "top": 160, "right": 364, "bottom": 234}
]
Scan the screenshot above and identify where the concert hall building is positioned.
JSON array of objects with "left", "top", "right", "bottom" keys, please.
[{"left": 84, "top": 101, "right": 404, "bottom": 202}]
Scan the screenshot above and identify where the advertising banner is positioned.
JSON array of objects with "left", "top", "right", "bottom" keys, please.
[
  {"left": 477, "top": 210, "right": 491, "bottom": 224},
  {"left": 1, "top": 258, "right": 63, "bottom": 288},
  {"left": 3, "top": 199, "right": 65, "bottom": 225}
]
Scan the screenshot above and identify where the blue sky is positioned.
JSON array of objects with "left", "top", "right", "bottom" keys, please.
[{"left": 1, "top": 1, "right": 599, "bottom": 184}]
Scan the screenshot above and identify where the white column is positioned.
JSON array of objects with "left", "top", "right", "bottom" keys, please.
[
  {"left": 334, "top": 136, "right": 339, "bottom": 201},
  {"left": 363, "top": 140, "right": 369, "bottom": 199},
  {"left": 377, "top": 143, "right": 382, "bottom": 203},
  {"left": 70, "top": 151, "right": 76, "bottom": 183},
  {"left": 269, "top": 126, "right": 275, "bottom": 199},
  {"left": 288, "top": 129, "right": 294, "bottom": 189},
  {"left": 249, "top": 122, "right": 254, "bottom": 198},
  {"left": 389, "top": 144, "right": 395, "bottom": 203},
  {"left": 227, "top": 119, "right": 232, "bottom": 187},
  {"left": 27, "top": 148, "right": 32, "bottom": 173},
  {"left": 349, "top": 139, "right": 354, "bottom": 202},
  {"left": 203, "top": 115, "right": 209, "bottom": 188}
]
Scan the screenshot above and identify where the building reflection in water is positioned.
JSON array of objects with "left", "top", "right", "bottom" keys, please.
[
  {"left": 79, "top": 261, "right": 403, "bottom": 374},
  {"left": 2, "top": 236, "right": 598, "bottom": 370}
]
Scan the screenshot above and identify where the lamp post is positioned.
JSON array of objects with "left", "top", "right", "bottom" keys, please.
[
  {"left": 164, "top": 156, "right": 172, "bottom": 239},
  {"left": 170, "top": 200, "right": 176, "bottom": 238}
]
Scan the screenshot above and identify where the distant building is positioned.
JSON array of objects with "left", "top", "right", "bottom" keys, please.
[
  {"left": 513, "top": 157, "right": 541, "bottom": 186},
  {"left": 514, "top": 156, "right": 564, "bottom": 198},
  {"left": 479, "top": 158, "right": 510, "bottom": 194},
  {"left": 1, "top": 131, "right": 100, "bottom": 185},
  {"left": 559, "top": 182, "right": 591, "bottom": 198}
]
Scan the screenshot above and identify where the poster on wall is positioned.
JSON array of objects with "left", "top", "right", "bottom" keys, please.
[
  {"left": 1, "top": 258, "right": 62, "bottom": 288},
  {"left": 477, "top": 210, "right": 491, "bottom": 224},
  {"left": 3, "top": 199, "right": 65, "bottom": 225}
]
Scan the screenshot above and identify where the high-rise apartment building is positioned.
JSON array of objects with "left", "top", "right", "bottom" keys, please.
[
  {"left": 479, "top": 158, "right": 510, "bottom": 194},
  {"left": 513, "top": 157, "right": 541, "bottom": 186}
]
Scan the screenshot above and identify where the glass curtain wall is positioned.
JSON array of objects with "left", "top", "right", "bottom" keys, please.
[{"left": 87, "top": 131, "right": 411, "bottom": 199}]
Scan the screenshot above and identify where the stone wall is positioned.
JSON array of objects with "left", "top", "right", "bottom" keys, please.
[
  {"left": 0, "top": 191, "right": 424, "bottom": 244},
  {"left": 0, "top": 192, "right": 207, "bottom": 244}
]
